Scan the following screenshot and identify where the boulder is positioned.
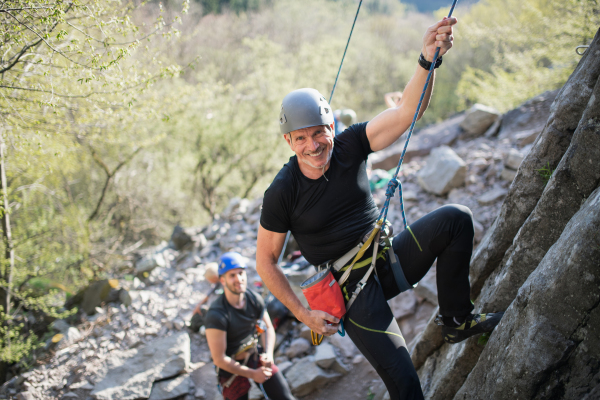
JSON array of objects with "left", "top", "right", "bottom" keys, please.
[
  {"left": 284, "top": 357, "right": 341, "bottom": 397},
  {"left": 189, "top": 363, "right": 220, "bottom": 400},
  {"left": 388, "top": 290, "right": 418, "bottom": 319},
  {"left": 91, "top": 331, "right": 190, "bottom": 400},
  {"left": 135, "top": 251, "right": 167, "bottom": 273},
  {"left": 370, "top": 113, "right": 465, "bottom": 170},
  {"left": 459, "top": 104, "right": 500, "bottom": 137},
  {"left": 476, "top": 187, "right": 508, "bottom": 206},
  {"left": 511, "top": 127, "right": 542, "bottom": 145},
  {"left": 497, "top": 89, "right": 558, "bottom": 140},
  {"left": 285, "top": 338, "right": 311, "bottom": 359},
  {"left": 500, "top": 167, "right": 517, "bottom": 182},
  {"left": 503, "top": 148, "right": 524, "bottom": 170},
  {"left": 66, "top": 279, "right": 120, "bottom": 315},
  {"left": 455, "top": 185, "right": 600, "bottom": 399},
  {"left": 417, "top": 146, "right": 466, "bottom": 195},
  {"left": 171, "top": 225, "right": 193, "bottom": 251},
  {"left": 327, "top": 332, "right": 358, "bottom": 358},
  {"left": 314, "top": 342, "right": 337, "bottom": 369},
  {"left": 413, "top": 268, "right": 437, "bottom": 306},
  {"left": 248, "top": 384, "right": 264, "bottom": 400},
  {"left": 148, "top": 374, "right": 193, "bottom": 400},
  {"left": 277, "top": 361, "right": 293, "bottom": 375},
  {"left": 57, "top": 327, "right": 82, "bottom": 349}
]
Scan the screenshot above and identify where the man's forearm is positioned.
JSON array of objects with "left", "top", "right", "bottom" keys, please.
[
  {"left": 214, "top": 356, "right": 256, "bottom": 379},
  {"left": 257, "top": 262, "right": 309, "bottom": 323},
  {"left": 266, "top": 325, "right": 276, "bottom": 357},
  {"left": 398, "top": 65, "right": 435, "bottom": 121}
]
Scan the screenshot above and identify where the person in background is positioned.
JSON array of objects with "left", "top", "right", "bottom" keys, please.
[
  {"left": 190, "top": 262, "right": 221, "bottom": 332},
  {"left": 384, "top": 91, "right": 403, "bottom": 108},
  {"left": 205, "top": 252, "right": 294, "bottom": 400},
  {"left": 334, "top": 108, "right": 357, "bottom": 136}
]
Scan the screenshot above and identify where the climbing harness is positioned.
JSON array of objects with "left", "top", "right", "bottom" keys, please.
[{"left": 216, "top": 321, "right": 271, "bottom": 398}]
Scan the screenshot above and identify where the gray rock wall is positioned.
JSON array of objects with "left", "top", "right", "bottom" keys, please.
[{"left": 455, "top": 185, "right": 600, "bottom": 399}]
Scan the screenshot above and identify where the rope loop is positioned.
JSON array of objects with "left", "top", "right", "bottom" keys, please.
[{"left": 385, "top": 178, "right": 399, "bottom": 198}]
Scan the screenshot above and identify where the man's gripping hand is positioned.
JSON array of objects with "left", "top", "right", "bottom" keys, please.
[
  {"left": 252, "top": 366, "right": 273, "bottom": 384},
  {"left": 301, "top": 309, "right": 340, "bottom": 336},
  {"left": 421, "top": 16, "right": 458, "bottom": 61}
]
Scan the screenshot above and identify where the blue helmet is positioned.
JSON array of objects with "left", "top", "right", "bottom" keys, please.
[{"left": 218, "top": 252, "right": 247, "bottom": 276}]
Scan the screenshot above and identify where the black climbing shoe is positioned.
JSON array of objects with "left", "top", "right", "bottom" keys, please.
[{"left": 435, "top": 312, "right": 504, "bottom": 344}]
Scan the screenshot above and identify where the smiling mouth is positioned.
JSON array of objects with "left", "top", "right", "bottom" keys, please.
[{"left": 306, "top": 147, "right": 324, "bottom": 157}]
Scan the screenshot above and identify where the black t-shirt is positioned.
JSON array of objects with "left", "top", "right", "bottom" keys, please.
[
  {"left": 260, "top": 122, "right": 379, "bottom": 266},
  {"left": 204, "top": 289, "right": 265, "bottom": 357}
]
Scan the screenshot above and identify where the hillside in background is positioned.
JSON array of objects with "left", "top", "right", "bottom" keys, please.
[{"left": 0, "top": 0, "right": 597, "bottom": 383}]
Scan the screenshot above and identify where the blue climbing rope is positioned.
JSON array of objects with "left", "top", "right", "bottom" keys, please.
[
  {"left": 329, "top": 0, "right": 363, "bottom": 104},
  {"left": 378, "top": 0, "right": 459, "bottom": 231}
]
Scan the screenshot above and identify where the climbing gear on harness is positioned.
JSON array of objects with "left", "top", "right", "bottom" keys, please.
[
  {"left": 218, "top": 252, "right": 247, "bottom": 276},
  {"left": 435, "top": 312, "right": 504, "bottom": 343},
  {"left": 311, "top": 329, "right": 324, "bottom": 346},
  {"left": 279, "top": 89, "right": 334, "bottom": 135},
  {"left": 300, "top": 268, "right": 346, "bottom": 321},
  {"left": 216, "top": 337, "right": 259, "bottom": 389}
]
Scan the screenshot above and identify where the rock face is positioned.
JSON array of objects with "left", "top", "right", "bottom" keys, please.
[
  {"left": 456, "top": 186, "right": 600, "bottom": 399},
  {"left": 91, "top": 331, "right": 190, "bottom": 400},
  {"left": 417, "top": 146, "right": 466, "bottom": 195}
]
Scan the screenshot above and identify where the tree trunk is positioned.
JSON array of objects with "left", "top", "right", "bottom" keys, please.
[{"left": 0, "top": 137, "right": 14, "bottom": 316}]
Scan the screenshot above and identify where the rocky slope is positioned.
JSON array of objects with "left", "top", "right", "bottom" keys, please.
[{"left": 3, "top": 31, "right": 598, "bottom": 400}]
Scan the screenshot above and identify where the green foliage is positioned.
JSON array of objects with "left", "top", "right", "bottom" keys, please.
[
  {"left": 456, "top": 0, "right": 599, "bottom": 112},
  {"left": 0, "top": 0, "right": 188, "bottom": 365},
  {"left": 537, "top": 161, "right": 554, "bottom": 182},
  {"left": 0, "top": 314, "right": 40, "bottom": 364},
  {"left": 478, "top": 332, "right": 490, "bottom": 346}
]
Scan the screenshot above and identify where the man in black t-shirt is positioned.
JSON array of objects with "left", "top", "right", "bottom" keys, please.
[
  {"left": 256, "top": 17, "right": 503, "bottom": 400},
  {"left": 205, "top": 252, "right": 294, "bottom": 400}
]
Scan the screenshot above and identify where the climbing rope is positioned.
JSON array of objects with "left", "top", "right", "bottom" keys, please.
[
  {"left": 329, "top": 0, "right": 363, "bottom": 104},
  {"left": 377, "top": 0, "right": 458, "bottom": 233}
]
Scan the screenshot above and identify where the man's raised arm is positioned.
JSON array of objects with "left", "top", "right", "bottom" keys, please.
[
  {"left": 366, "top": 17, "right": 458, "bottom": 152},
  {"left": 256, "top": 225, "right": 339, "bottom": 336}
]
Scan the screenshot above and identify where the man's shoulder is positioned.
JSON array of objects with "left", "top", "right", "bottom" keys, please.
[
  {"left": 206, "top": 294, "right": 228, "bottom": 317},
  {"left": 245, "top": 289, "right": 264, "bottom": 308},
  {"left": 263, "top": 159, "right": 297, "bottom": 200}
]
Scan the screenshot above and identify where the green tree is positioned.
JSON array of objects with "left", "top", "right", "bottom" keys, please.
[
  {"left": 456, "top": 0, "right": 600, "bottom": 111},
  {"left": 0, "top": 0, "right": 187, "bottom": 369}
]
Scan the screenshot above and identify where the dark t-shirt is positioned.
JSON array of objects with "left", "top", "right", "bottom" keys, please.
[
  {"left": 260, "top": 122, "right": 379, "bottom": 266},
  {"left": 204, "top": 289, "right": 265, "bottom": 357}
]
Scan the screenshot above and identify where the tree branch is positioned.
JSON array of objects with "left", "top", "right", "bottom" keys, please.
[{"left": 88, "top": 146, "right": 143, "bottom": 221}]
